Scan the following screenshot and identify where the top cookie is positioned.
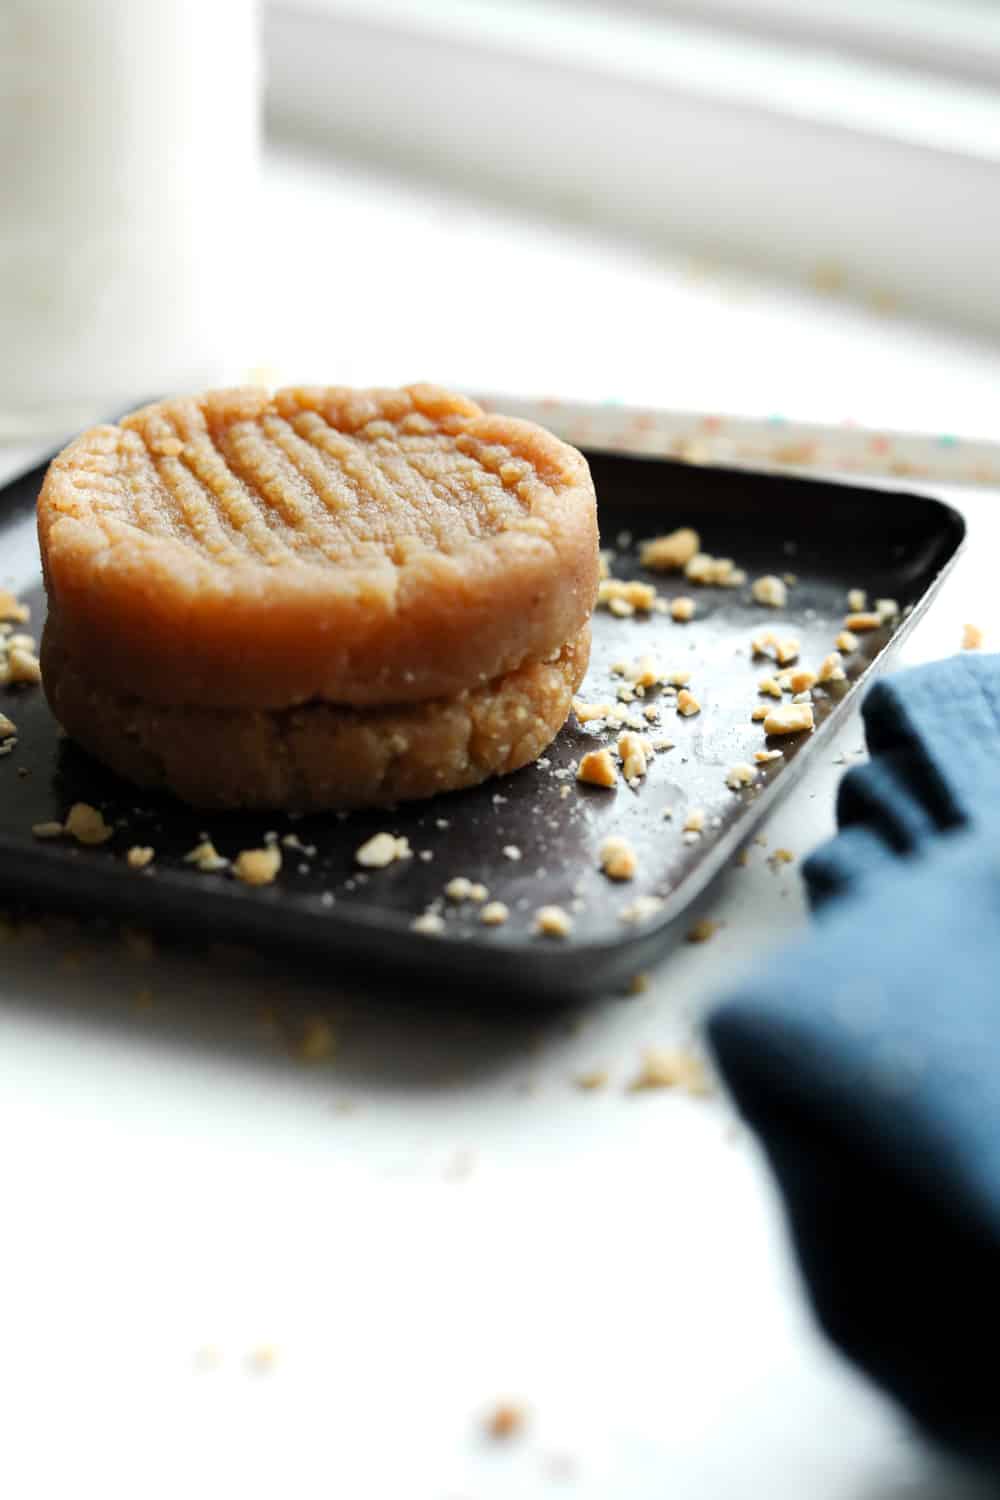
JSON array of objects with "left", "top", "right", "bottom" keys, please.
[{"left": 37, "top": 384, "right": 599, "bottom": 709}]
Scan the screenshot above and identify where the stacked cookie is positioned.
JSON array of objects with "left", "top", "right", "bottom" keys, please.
[{"left": 38, "top": 384, "right": 599, "bottom": 809}]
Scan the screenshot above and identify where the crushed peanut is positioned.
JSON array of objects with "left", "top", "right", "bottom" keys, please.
[
  {"left": 754, "top": 749, "right": 783, "bottom": 763},
  {"left": 608, "top": 596, "right": 633, "bottom": 618},
  {"left": 299, "top": 1015, "right": 336, "bottom": 1062},
  {"left": 184, "top": 839, "right": 229, "bottom": 872},
  {"left": 6, "top": 645, "right": 41, "bottom": 685},
  {"left": 775, "top": 638, "right": 800, "bottom": 666},
  {"left": 574, "top": 1068, "right": 610, "bottom": 1091},
  {"left": 670, "top": 596, "right": 695, "bottom": 622},
  {"left": 486, "top": 1403, "right": 527, "bottom": 1441},
  {"left": 623, "top": 654, "right": 662, "bottom": 689},
  {"left": 445, "top": 877, "right": 488, "bottom": 903},
  {"left": 876, "top": 598, "right": 899, "bottom": 622},
  {"left": 676, "top": 688, "right": 701, "bottom": 716},
  {"left": 684, "top": 553, "right": 744, "bottom": 587},
  {"left": 751, "top": 705, "right": 768, "bottom": 722},
  {"left": 847, "top": 588, "right": 866, "bottom": 612},
  {"left": 763, "top": 702, "right": 815, "bottom": 735},
  {"left": 836, "top": 629, "right": 859, "bottom": 653},
  {"left": 686, "top": 918, "right": 720, "bottom": 943},
  {"left": 233, "top": 846, "right": 282, "bottom": 886},
  {"left": 758, "top": 677, "right": 783, "bottom": 699},
  {"left": 683, "top": 808, "right": 705, "bottom": 834},
  {"left": 355, "top": 832, "right": 412, "bottom": 868},
  {"left": 962, "top": 623, "right": 983, "bottom": 651},
  {"left": 628, "top": 1046, "right": 711, "bottom": 1095},
  {"left": 0, "top": 590, "right": 30, "bottom": 624},
  {"left": 639, "top": 527, "right": 700, "bottom": 571},
  {"left": 0, "top": 713, "right": 15, "bottom": 739},
  {"left": 502, "top": 844, "right": 522, "bottom": 861},
  {"left": 480, "top": 901, "right": 510, "bottom": 926},
  {"left": 668, "top": 669, "right": 691, "bottom": 688},
  {"left": 64, "top": 802, "right": 113, "bottom": 846},
  {"left": 789, "top": 668, "right": 817, "bottom": 694},
  {"left": 725, "top": 763, "right": 755, "bottom": 790},
  {"left": 619, "top": 895, "right": 665, "bottom": 925},
  {"left": 126, "top": 846, "right": 155, "bottom": 870},
  {"left": 817, "top": 651, "right": 847, "bottom": 683},
  {"left": 535, "top": 905, "right": 573, "bottom": 938},
  {"left": 573, "top": 697, "right": 614, "bottom": 723},
  {"left": 844, "top": 611, "right": 882, "bottom": 632},
  {"left": 598, "top": 578, "right": 657, "bottom": 613},
  {"left": 751, "top": 630, "right": 777, "bottom": 658},
  {"left": 577, "top": 747, "right": 618, "bottom": 788},
  {"left": 617, "top": 730, "right": 649, "bottom": 782},
  {"left": 752, "top": 575, "right": 788, "bottom": 608},
  {"left": 599, "top": 835, "right": 638, "bottom": 881},
  {"left": 32, "top": 820, "right": 65, "bottom": 840},
  {"left": 771, "top": 848, "right": 795, "bottom": 865}
]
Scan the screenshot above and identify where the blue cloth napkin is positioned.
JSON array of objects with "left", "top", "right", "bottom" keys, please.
[{"left": 707, "top": 653, "right": 1000, "bottom": 1470}]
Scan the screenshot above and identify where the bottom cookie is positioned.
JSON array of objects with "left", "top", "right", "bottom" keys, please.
[{"left": 41, "top": 615, "right": 590, "bottom": 810}]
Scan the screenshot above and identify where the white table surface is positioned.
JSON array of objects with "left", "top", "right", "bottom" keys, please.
[{"left": 0, "top": 145, "right": 998, "bottom": 1499}]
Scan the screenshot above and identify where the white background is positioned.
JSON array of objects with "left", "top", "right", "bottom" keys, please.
[{"left": 0, "top": 146, "right": 998, "bottom": 1498}]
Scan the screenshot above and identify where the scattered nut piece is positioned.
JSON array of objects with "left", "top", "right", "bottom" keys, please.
[
  {"left": 758, "top": 677, "right": 783, "bottom": 699},
  {"left": 763, "top": 702, "right": 815, "bottom": 735},
  {"left": 599, "top": 835, "right": 638, "bottom": 881},
  {"left": 624, "top": 654, "right": 662, "bottom": 689},
  {"left": 617, "top": 730, "right": 649, "bottom": 782},
  {"left": 791, "top": 690, "right": 813, "bottom": 704},
  {"left": 751, "top": 706, "right": 768, "bottom": 722},
  {"left": 0, "top": 713, "right": 15, "bottom": 739},
  {"left": 0, "top": 590, "right": 30, "bottom": 624},
  {"left": 752, "top": 575, "right": 788, "bottom": 608},
  {"left": 355, "top": 832, "right": 412, "bottom": 868},
  {"left": 640, "top": 527, "right": 700, "bottom": 571},
  {"left": 411, "top": 911, "right": 445, "bottom": 935},
  {"left": 619, "top": 895, "right": 665, "bottom": 925},
  {"left": 725, "top": 763, "right": 755, "bottom": 790},
  {"left": 598, "top": 578, "right": 656, "bottom": 613},
  {"left": 771, "top": 848, "right": 796, "bottom": 865},
  {"left": 751, "top": 630, "right": 777, "bottom": 658},
  {"left": 535, "top": 905, "right": 573, "bottom": 938},
  {"left": 6, "top": 646, "right": 41, "bottom": 684},
  {"left": 676, "top": 688, "right": 701, "bottom": 716},
  {"left": 847, "top": 588, "right": 867, "bottom": 612},
  {"left": 817, "top": 651, "right": 847, "bottom": 683},
  {"left": 445, "top": 876, "right": 489, "bottom": 903},
  {"left": 670, "top": 596, "right": 695, "bottom": 622},
  {"left": 486, "top": 1403, "right": 527, "bottom": 1441},
  {"left": 480, "top": 901, "right": 510, "bottom": 926},
  {"left": 789, "top": 668, "right": 817, "bottom": 694},
  {"left": 573, "top": 697, "right": 614, "bottom": 723},
  {"left": 775, "top": 638, "right": 800, "bottom": 666},
  {"left": 684, "top": 553, "right": 743, "bottom": 586},
  {"left": 64, "top": 802, "right": 113, "bottom": 846},
  {"left": 126, "top": 846, "right": 155, "bottom": 870},
  {"left": 754, "top": 749, "right": 783, "bottom": 763},
  {"left": 577, "top": 747, "right": 618, "bottom": 788},
  {"left": 668, "top": 669, "right": 691, "bottom": 688},
  {"left": 628, "top": 1046, "right": 711, "bottom": 1095},
  {"left": 687, "top": 917, "right": 720, "bottom": 943},
  {"left": 608, "top": 596, "right": 634, "bottom": 618},
  {"left": 876, "top": 598, "right": 899, "bottom": 622},
  {"left": 184, "top": 839, "right": 229, "bottom": 872},
  {"left": 502, "top": 844, "right": 522, "bottom": 861},
  {"left": 233, "top": 846, "right": 282, "bottom": 886},
  {"left": 836, "top": 629, "right": 859, "bottom": 653},
  {"left": 628, "top": 972, "right": 650, "bottom": 995},
  {"left": 683, "top": 808, "right": 705, "bottom": 834},
  {"left": 844, "top": 611, "right": 882, "bottom": 632},
  {"left": 962, "top": 623, "right": 984, "bottom": 651},
  {"left": 32, "top": 820, "right": 65, "bottom": 840}
]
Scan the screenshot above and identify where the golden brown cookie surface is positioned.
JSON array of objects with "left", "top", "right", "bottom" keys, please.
[{"left": 38, "top": 384, "right": 599, "bottom": 709}]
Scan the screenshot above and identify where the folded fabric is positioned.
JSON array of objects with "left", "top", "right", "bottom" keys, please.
[{"left": 707, "top": 653, "right": 1000, "bottom": 1470}]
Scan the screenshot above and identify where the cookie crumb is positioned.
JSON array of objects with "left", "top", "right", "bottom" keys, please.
[
  {"left": 758, "top": 676, "right": 783, "bottom": 699},
  {"left": 628, "top": 1046, "right": 711, "bottom": 1095},
  {"left": 535, "top": 905, "right": 573, "bottom": 938},
  {"left": 775, "top": 638, "right": 800, "bottom": 666},
  {"left": 876, "top": 598, "right": 900, "bottom": 622},
  {"left": 64, "top": 802, "right": 113, "bottom": 846},
  {"left": 126, "top": 845, "right": 155, "bottom": 870},
  {"left": 836, "top": 629, "right": 859, "bottom": 653},
  {"left": 233, "top": 846, "right": 282, "bottom": 886},
  {"left": 599, "top": 579, "right": 656, "bottom": 614},
  {"left": 771, "top": 848, "right": 795, "bottom": 865},
  {"left": 616, "top": 730, "right": 649, "bottom": 782},
  {"left": 683, "top": 808, "right": 705, "bottom": 834},
  {"left": 445, "top": 877, "right": 489, "bottom": 903},
  {"left": 0, "top": 713, "right": 15, "bottom": 740},
  {"left": 676, "top": 688, "right": 701, "bottom": 717},
  {"left": 573, "top": 697, "right": 614, "bottom": 723},
  {"left": 670, "top": 595, "right": 695, "bottom": 622},
  {"left": 789, "top": 668, "right": 817, "bottom": 694},
  {"left": 480, "top": 900, "right": 510, "bottom": 926},
  {"left": 577, "top": 747, "right": 618, "bottom": 788},
  {"left": 686, "top": 917, "right": 719, "bottom": 943},
  {"left": 725, "top": 763, "right": 755, "bottom": 790},
  {"left": 751, "top": 705, "right": 769, "bottom": 722},
  {"left": 844, "top": 611, "right": 882, "bottom": 632},
  {"left": 639, "top": 527, "right": 700, "bottom": 571},
  {"left": 355, "top": 832, "right": 412, "bottom": 868},
  {"left": 763, "top": 702, "right": 815, "bottom": 735},
  {"left": 0, "top": 589, "right": 30, "bottom": 624},
  {"left": 752, "top": 575, "right": 788, "bottom": 608},
  {"left": 6, "top": 645, "right": 41, "bottom": 685},
  {"left": 599, "top": 835, "right": 638, "bottom": 881},
  {"left": 817, "top": 651, "right": 847, "bottom": 683},
  {"left": 962, "top": 623, "right": 984, "bottom": 651},
  {"left": 847, "top": 588, "right": 867, "bottom": 612},
  {"left": 754, "top": 748, "right": 783, "bottom": 763},
  {"left": 619, "top": 895, "right": 665, "bottom": 925}
]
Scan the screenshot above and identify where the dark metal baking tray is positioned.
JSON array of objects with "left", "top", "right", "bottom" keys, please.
[{"left": 0, "top": 446, "right": 965, "bottom": 999}]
